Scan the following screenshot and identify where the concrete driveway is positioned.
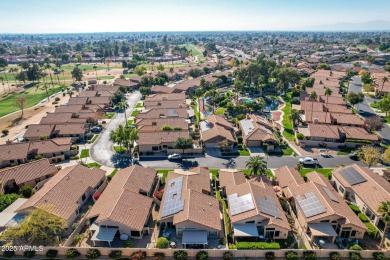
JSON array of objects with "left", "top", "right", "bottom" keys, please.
[{"left": 90, "top": 91, "right": 141, "bottom": 168}]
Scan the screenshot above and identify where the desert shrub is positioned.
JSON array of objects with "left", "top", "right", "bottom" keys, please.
[
  {"left": 196, "top": 250, "right": 208, "bottom": 260},
  {"left": 297, "top": 133, "right": 304, "bottom": 140},
  {"left": 86, "top": 249, "right": 101, "bottom": 259},
  {"left": 174, "top": 250, "right": 188, "bottom": 260},
  {"left": 65, "top": 248, "right": 81, "bottom": 258},
  {"left": 55, "top": 97, "right": 61, "bottom": 101},
  {"left": 153, "top": 252, "right": 165, "bottom": 260},
  {"left": 23, "top": 250, "right": 36, "bottom": 258},
  {"left": 349, "top": 244, "right": 363, "bottom": 250},
  {"left": 364, "top": 222, "right": 380, "bottom": 239},
  {"left": 46, "top": 249, "right": 58, "bottom": 259},
  {"left": 219, "top": 237, "right": 227, "bottom": 245},
  {"left": 373, "top": 252, "right": 386, "bottom": 260},
  {"left": 285, "top": 251, "right": 299, "bottom": 260},
  {"left": 349, "top": 252, "right": 362, "bottom": 260},
  {"left": 19, "top": 185, "right": 33, "bottom": 198},
  {"left": 223, "top": 251, "right": 234, "bottom": 260},
  {"left": 124, "top": 239, "right": 134, "bottom": 248},
  {"left": 156, "top": 237, "right": 169, "bottom": 249},
  {"left": 2, "top": 129, "right": 9, "bottom": 135},
  {"left": 236, "top": 241, "right": 280, "bottom": 249},
  {"left": 108, "top": 250, "right": 122, "bottom": 259},
  {"left": 265, "top": 251, "right": 276, "bottom": 260},
  {"left": 358, "top": 213, "right": 369, "bottom": 222},
  {"left": 329, "top": 252, "right": 341, "bottom": 260},
  {"left": 302, "top": 251, "right": 317, "bottom": 260}
]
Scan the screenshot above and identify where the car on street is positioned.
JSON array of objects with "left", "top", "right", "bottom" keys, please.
[
  {"left": 168, "top": 153, "right": 182, "bottom": 160},
  {"left": 319, "top": 149, "right": 330, "bottom": 157},
  {"left": 90, "top": 126, "right": 102, "bottom": 133},
  {"left": 299, "top": 157, "right": 320, "bottom": 165},
  {"left": 348, "top": 152, "right": 359, "bottom": 160},
  {"left": 358, "top": 109, "right": 365, "bottom": 115}
]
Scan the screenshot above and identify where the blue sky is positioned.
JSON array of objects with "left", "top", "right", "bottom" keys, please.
[{"left": 0, "top": 0, "right": 389, "bottom": 33}]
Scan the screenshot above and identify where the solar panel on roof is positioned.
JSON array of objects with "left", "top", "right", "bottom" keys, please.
[
  {"left": 161, "top": 176, "right": 185, "bottom": 218},
  {"left": 339, "top": 167, "right": 367, "bottom": 186},
  {"left": 256, "top": 195, "right": 282, "bottom": 219},
  {"left": 228, "top": 193, "right": 255, "bottom": 216},
  {"left": 322, "top": 186, "right": 339, "bottom": 202},
  {"left": 296, "top": 192, "right": 326, "bottom": 218}
]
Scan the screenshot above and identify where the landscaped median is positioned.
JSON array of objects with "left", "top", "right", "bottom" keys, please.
[
  {"left": 281, "top": 92, "right": 295, "bottom": 141},
  {"left": 235, "top": 241, "right": 281, "bottom": 250}
]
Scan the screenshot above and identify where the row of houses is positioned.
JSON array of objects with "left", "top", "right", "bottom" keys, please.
[{"left": 296, "top": 70, "right": 378, "bottom": 146}]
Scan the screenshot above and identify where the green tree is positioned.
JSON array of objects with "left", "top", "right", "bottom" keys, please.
[
  {"left": 381, "top": 76, "right": 389, "bottom": 95},
  {"left": 45, "top": 62, "right": 55, "bottom": 88},
  {"left": 156, "top": 237, "right": 169, "bottom": 249},
  {"left": 174, "top": 137, "right": 193, "bottom": 155},
  {"left": 358, "top": 145, "right": 381, "bottom": 168},
  {"left": 309, "top": 90, "right": 317, "bottom": 101},
  {"left": 15, "top": 71, "right": 27, "bottom": 84},
  {"left": 0, "top": 193, "right": 19, "bottom": 212},
  {"left": 245, "top": 156, "right": 267, "bottom": 176},
  {"left": 347, "top": 92, "right": 364, "bottom": 109},
  {"left": 234, "top": 80, "right": 244, "bottom": 104},
  {"left": 74, "top": 53, "right": 82, "bottom": 63},
  {"left": 361, "top": 72, "right": 373, "bottom": 85},
  {"left": 156, "top": 64, "right": 165, "bottom": 71},
  {"left": 93, "top": 65, "right": 98, "bottom": 80},
  {"left": 289, "top": 109, "right": 302, "bottom": 127},
  {"left": 0, "top": 57, "right": 10, "bottom": 92},
  {"left": 71, "top": 66, "right": 83, "bottom": 82},
  {"left": 19, "top": 186, "right": 33, "bottom": 198},
  {"left": 316, "top": 63, "right": 331, "bottom": 70},
  {"left": 378, "top": 201, "right": 390, "bottom": 248},
  {"left": 14, "top": 96, "right": 27, "bottom": 117},
  {"left": 134, "top": 65, "right": 147, "bottom": 76},
  {"left": 324, "top": 87, "right": 333, "bottom": 104},
  {"left": 118, "top": 100, "right": 129, "bottom": 124},
  {"left": 1, "top": 208, "right": 66, "bottom": 243},
  {"left": 380, "top": 93, "right": 390, "bottom": 116}
]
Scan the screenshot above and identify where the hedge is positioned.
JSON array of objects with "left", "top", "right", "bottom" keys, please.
[
  {"left": 236, "top": 242, "right": 280, "bottom": 250},
  {"left": 364, "top": 222, "right": 379, "bottom": 238},
  {"left": 349, "top": 204, "right": 361, "bottom": 214},
  {"left": 358, "top": 213, "right": 369, "bottom": 222}
]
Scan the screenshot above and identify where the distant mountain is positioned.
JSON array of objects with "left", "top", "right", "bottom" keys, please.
[{"left": 296, "top": 20, "right": 390, "bottom": 31}]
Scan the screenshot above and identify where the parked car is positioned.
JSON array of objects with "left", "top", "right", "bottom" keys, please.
[
  {"left": 299, "top": 157, "right": 320, "bottom": 165},
  {"left": 358, "top": 109, "right": 365, "bottom": 115},
  {"left": 90, "top": 126, "right": 102, "bottom": 133},
  {"left": 319, "top": 149, "right": 330, "bottom": 157},
  {"left": 348, "top": 152, "right": 359, "bottom": 160},
  {"left": 168, "top": 153, "right": 182, "bottom": 160}
]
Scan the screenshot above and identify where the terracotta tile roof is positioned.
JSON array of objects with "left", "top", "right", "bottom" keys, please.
[
  {"left": 136, "top": 108, "right": 188, "bottom": 119},
  {"left": 54, "top": 124, "right": 86, "bottom": 135},
  {"left": 325, "top": 104, "right": 352, "bottom": 114},
  {"left": 145, "top": 93, "right": 186, "bottom": 102},
  {"left": 113, "top": 78, "right": 139, "bottom": 87},
  {"left": 274, "top": 166, "right": 305, "bottom": 198},
  {"left": 90, "top": 85, "right": 120, "bottom": 93},
  {"left": 304, "top": 111, "right": 332, "bottom": 124},
  {"left": 240, "top": 115, "right": 276, "bottom": 143},
  {"left": 333, "top": 164, "right": 390, "bottom": 215},
  {"left": 219, "top": 170, "right": 290, "bottom": 230},
  {"left": 307, "top": 124, "right": 377, "bottom": 141},
  {"left": 78, "top": 91, "right": 99, "bottom": 98},
  {"left": 206, "top": 114, "right": 234, "bottom": 130},
  {"left": 0, "top": 159, "right": 58, "bottom": 192},
  {"left": 87, "top": 96, "right": 111, "bottom": 105},
  {"left": 137, "top": 131, "right": 190, "bottom": 145},
  {"left": 87, "top": 165, "right": 155, "bottom": 231},
  {"left": 201, "top": 124, "right": 235, "bottom": 143},
  {"left": 330, "top": 113, "right": 364, "bottom": 126},
  {"left": 159, "top": 167, "right": 222, "bottom": 231},
  {"left": 308, "top": 124, "right": 340, "bottom": 139},
  {"left": 40, "top": 113, "right": 87, "bottom": 125},
  {"left": 300, "top": 101, "right": 324, "bottom": 112},
  {"left": 136, "top": 118, "right": 189, "bottom": 132},
  {"left": 17, "top": 164, "right": 106, "bottom": 221},
  {"left": 151, "top": 86, "right": 175, "bottom": 94},
  {"left": 24, "top": 124, "right": 55, "bottom": 139},
  {"left": 174, "top": 78, "right": 201, "bottom": 91},
  {"left": 143, "top": 100, "right": 187, "bottom": 109},
  {"left": 29, "top": 138, "right": 72, "bottom": 154},
  {"left": 68, "top": 97, "right": 89, "bottom": 105},
  {"left": 0, "top": 143, "right": 30, "bottom": 161},
  {"left": 341, "top": 126, "right": 378, "bottom": 141}
]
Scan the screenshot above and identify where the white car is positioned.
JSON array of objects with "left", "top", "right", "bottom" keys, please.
[
  {"left": 168, "top": 153, "right": 182, "bottom": 160},
  {"left": 299, "top": 157, "right": 319, "bottom": 165}
]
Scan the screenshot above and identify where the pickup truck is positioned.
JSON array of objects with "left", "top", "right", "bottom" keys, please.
[{"left": 299, "top": 157, "right": 320, "bottom": 166}]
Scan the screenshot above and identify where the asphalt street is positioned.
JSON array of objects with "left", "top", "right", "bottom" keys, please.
[
  {"left": 349, "top": 76, "right": 390, "bottom": 142},
  {"left": 90, "top": 91, "right": 141, "bottom": 168}
]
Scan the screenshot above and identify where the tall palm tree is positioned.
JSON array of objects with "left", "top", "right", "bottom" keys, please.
[
  {"left": 204, "top": 88, "right": 218, "bottom": 114},
  {"left": 129, "top": 128, "right": 139, "bottom": 149},
  {"left": 378, "top": 201, "right": 390, "bottom": 248},
  {"left": 381, "top": 76, "right": 389, "bottom": 95},
  {"left": 245, "top": 156, "right": 267, "bottom": 176},
  {"left": 324, "top": 87, "right": 333, "bottom": 104},
  {"left": 309, "top": 90, "right": 317, "bottom": 101},
  {"left": 61, "top": 69, "right": 65, "bottom": 85},
  {"left": 93, "top": 65, "right": 98, "bottom": 80},
  {"left": 45, "top": 63, "right": 54, "bottom": 88},
  {"left": 234, "top": 80, "right": 244, "bottom": 104},
  {"left": 0, "top": 76, "right": 5, "bottom": 94},
  {"left": 118, "top": 100, "right": 129, "bottom": 125},
  {"left": 289, "top": 109, "right": 302, "bottom": 127}
]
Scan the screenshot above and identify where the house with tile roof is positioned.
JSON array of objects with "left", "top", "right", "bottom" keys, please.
[
  {"left": 86, "top": 165, "right": 157, "bottom": 244},
  {"left": 219, "top": 169, "right": 290, "bottom": 241},
  {"left": 200, "top": 115, "right": 236, "bottom": 149},
  {"left": 332, "top": 164, "right": 390, "bottom": 231},
  {"left": 0, "top": 142, "right": 30, "bottom": 168},
  {"left": 16, "top": 164, "right": 106, "bottom": 227},
  {"left": 0, "top": 159, "right": 58, "bottom": 194},
  {"left": 275, "top": 166, "right": 367, "bottom": 245},
  {"left": 158, "top": 167, "right": 223, "bottom": 248}
]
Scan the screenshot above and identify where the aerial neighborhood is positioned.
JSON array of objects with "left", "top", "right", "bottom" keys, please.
[{"left": 0, "top": 3, "right": 390, "bottom": 259}]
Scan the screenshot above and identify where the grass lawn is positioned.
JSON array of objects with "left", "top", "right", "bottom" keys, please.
[
  {"left": 299, "top": 168, "right": 333, "bottom": 178},
  {"left": 281, "top": 93, "right": 295, "bottom": 141},
  {"left": 108, "top": 168, "right": 118, "bottom": 179},
  {"left": 215, "top": 107, "right": 225, "bottom": 116},
  {"left": 123, "top": 73, "right": 138, "bottom": 79},
  {"left": 370, "top": 101, "right": 380, "bottom": 109},
  {"left": 105, "top": 112, "right": 115, "bottom": 119},
  {"left": 86, "top": 162, "right": 101, "bottom": 168},
  {"left": 157, "top": 169, "right": 172, "bottom": 179},
  {"left": 80, "top": 149, "right": 89, "bottom": 158},
  {"left": 0, "top": 85, "right": 66, "bottom": 118},
  {"left": 210, "top": 169, "right": 219, "bottom": 180},
  {"left": 98, "top": 75, "right": 115, "bottom": 80},
  {"left": 131, "top": 110, "right": 140, "bottom": 117},
  {"left": 243, "top": 169, "right": 273, "bottom": 178},
  {"left": 136, "top": 102, "right": 144, "bottom": 108},
  {"left": 127, "top": 120, "right": 134, "bottom": 126},
  {"left": 282, "top": 147, "right": 295, "bottom": 156},
  {"left": 90, "top": 135, "right": 98, "bottom": 143},
  {"left": 114, "top": 146, "right": 126, "bottom": 154},
  {"left": 216, "top": 191, "right": 230, "bottom": 237},
  {"left": 181, "top": 44, "right": 206, "bottom": 62},
  {"left": 384, "top": 117, "right": 390, "bottom": 124},
  {"left": 238, "top": 148, "right": 250, "bottom": 156}
]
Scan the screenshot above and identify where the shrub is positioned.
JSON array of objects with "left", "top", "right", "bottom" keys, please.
[
  {"left": 285, "top": 251, "right": 299, "bottom": 260},
  {"left": 65, "top": 248, "right": 81, "bottom": 258},
  {"left": 364, "top": 222, "right": 379, "bottom": 239},
  {"left": 236, "top": 241, "right": 280, "bottom": 249},
  {"left": 19, "top": 185, "right": 33, "bottom": 198},
  {"left": 265, "top": 251, "right": 276, "bottom": 260},
  {"left": 228, "top": 244, "right": 237, "bottom": 249},
  {"left": 349, "top": 204, "right": 361, "bottom": 213},
  {"left": 349, "top": 244, "right": 363, "bottom": 250},
  {"left": 130, "top": 251, "right": 146, "bottom": 260},
  {"left": 70, "top": 155, "right": 79, "bottom": 160},
  {"left": 86, "top": 249, "right": 100, "bottom": 259},
  {"left": 156, "top": 237, "right": 169, "bottom": 249},
  {"left": 2, "top": 129, "right": 9, "bottom": 135},
  {"left": 373, "top": 252, "right": 386, "bottom": 260},
  {"left": 173, "top": 250, "right": 188, "bottom": 260},
  {"left": 223, "top": 251, "right": 234, "bottom": 260},
  {"left": 46, "top": 249, "right": 58, "bottom": 258},
  {"left": 329, "top": 252, "right": 341, "bottom": 260},
  {"left": 55, "top": 97, "right": 61, "bottom": 101},
  {"left": 297, "top": 133, "right": 304, "bottom": 140},
  {"left": 3, "top": 250, "right": 15, "bottom": 258},
  {"left": 302, "top": 251, "right": 317, "bottom": 260},
  {"left": 349, "top": 252, "right": 362, "bottom": 260},
  {"left": 23, "top": 250, "right": 36, "bottom": 258},
  {"left": 153, "top": 252, "right": 165, "bottom": 260},
  {"left": 196, "top": 250, "right": 208, "bottom": 260},
  {"left": 358, "top": 213, "right": 369, "bottom": 222},
  {"left": 109, "top": 250, "right": 122, "bottom": 259},
  {"left": 219, "top": 237, "right": 227, "bottom": 245},
  {"left": 124, "top": 239, "right": 134, "bottom": 248}
]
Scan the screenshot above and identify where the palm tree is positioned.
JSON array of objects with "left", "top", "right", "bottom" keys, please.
[
  {"left": 105, "top": 58, "right": 111, "bottom": 71},
  {"left": 289, "top": 109, "right": 302, "bottom": 127},
  {"left": 324, "top": 87, "right": 333, "bottom": 104},
  {"left": 118, "top": 100, "right": 129, "bottom": 125},
  {"left": 234, "top": 80, "right": 244, "bottom": 104},
  {"left": 0, "top": 76, "right": 5, "bottom": 93},
  {"left": 129, "top": 128, "right": 139, "bottom": 149},
  {"left": 245, "top": 156, "right": 267, "bottom": 176},
  {"left": 45, "top": 63, "right": 55, "bottom": 88},
  {"left": 2, "top": 63, "right": 10, "bottom": 92},
  {"left": 61, "top": 69, "right": 65, "bottom": 85},
  {"left": 204, "top": 88, "right": 218, "bottom": 114},
  {"left": 378, "top": 201, "right": 390, "bottom": 248},
  {"left": 93, "top": 65, "right": 98, "bottom": 80},
  {"left": 309, "top": 90, "right": 317, "bottom": 101},
  {"left": 381, "top": 76, "right": 389, "bottom": 95}
]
